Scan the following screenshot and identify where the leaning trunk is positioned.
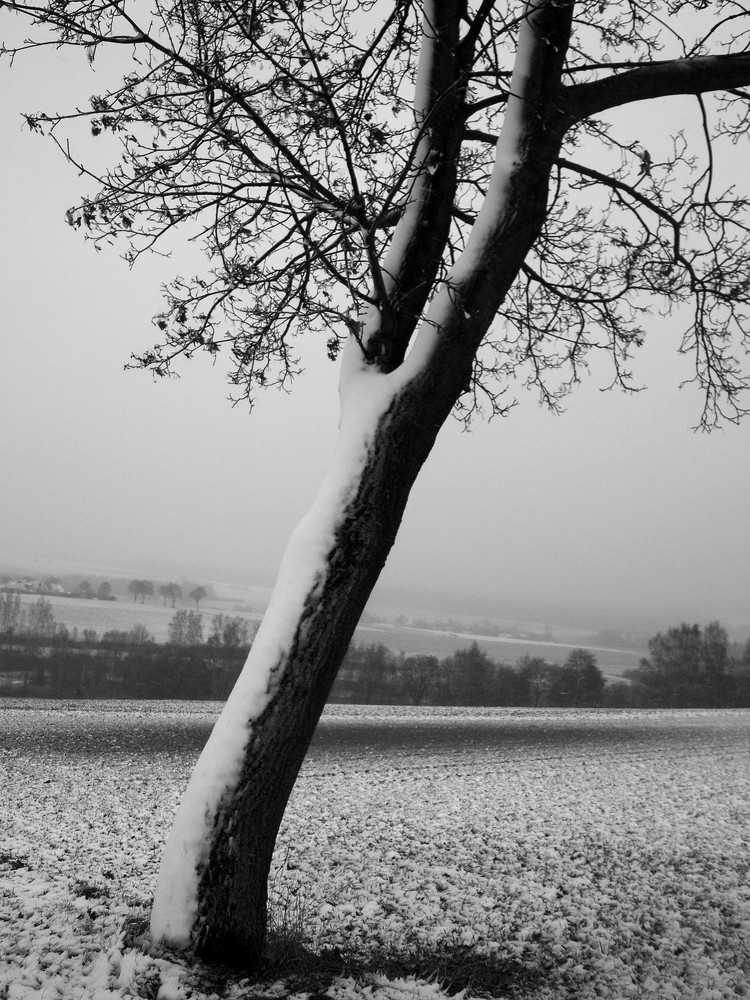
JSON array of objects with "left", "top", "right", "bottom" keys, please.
[{"left": 150, "top": 337, "right": 473, "bottom": 967}]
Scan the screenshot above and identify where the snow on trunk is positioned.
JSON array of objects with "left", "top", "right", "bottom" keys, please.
[
  {"left": 450, "top": 2, "right": 540, "bottom": 287},
  {"left": 150, "top": 338, "right": 431, "bottom": 949},
  {"left": 375, "top": 0, "right": 442, "bottom": 289}
]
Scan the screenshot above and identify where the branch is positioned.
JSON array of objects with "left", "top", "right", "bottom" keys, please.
[
  {"left": 359, "top": 0, "right": 469, "bottom": 367},
  {"left": 568, "top": 52, "right": 750, "bottom": 122},
  {"left": 437, "top": 0, "right": 576, "bottom": 337},
  {"left": 556, "top": 156, "right": 684, "bottom": 260}
]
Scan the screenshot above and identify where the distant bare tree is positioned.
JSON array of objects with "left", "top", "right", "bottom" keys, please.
[
  {"left": 25, "top": 597, "right": 55, "bottom": 639},
  {"left": 208, "top": 613, "right": 251, "bottom": 647},
  {"left": 188, "top": 585, "right": 207, "bottom": 611},
  {"left": 129, "top": 623, "right": 154, "bottom": 645},
  {"left": 0, "top": 590, "right": 24, "bottom": 636},
  {"left": 518, "top": 655, "right": 553, "bottom": 707},
  {"left": 159, "top": 582, "right": 182, "bottom": 608},
  {"left": 399, "top": 653, "right": 437, "bottom": 705},
  {"left": 128, "top": 579, "right": 154, "bottom": 604}
]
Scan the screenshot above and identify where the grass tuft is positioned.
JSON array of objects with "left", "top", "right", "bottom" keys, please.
[
  {"left": 71, "top": 877, "right": 111, "bottom": 901},
  {"left": 0, "top": 850, "right": 30, "bottom": 871}
]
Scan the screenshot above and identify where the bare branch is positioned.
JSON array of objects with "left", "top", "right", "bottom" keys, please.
[{"left": 568, "top": 52, "right": 750, "bottom": 122}]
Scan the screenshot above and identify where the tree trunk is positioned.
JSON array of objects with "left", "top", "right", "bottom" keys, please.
[{"left": 150, "top": 338, "right": 473, "bottom": 967}]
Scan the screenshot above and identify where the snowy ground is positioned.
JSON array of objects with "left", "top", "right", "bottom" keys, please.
[{"left": 1, "top": 701, "right": 749, "bottom": 1000}]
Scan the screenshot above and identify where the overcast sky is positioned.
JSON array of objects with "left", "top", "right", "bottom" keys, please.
[{"left": 2, "top": 28, "right": 749, "bottom": 632}]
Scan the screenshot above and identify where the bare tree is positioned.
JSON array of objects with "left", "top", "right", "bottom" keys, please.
[
  {"left": 399, "top": 653, "right": 437, "bottom": 705},
  {"left": 127, "top": 578, "right": 153, "bottom": 604},
  {"left": 188, "top": 585, "right": 207, "bottom": 610},
  {"left": 159, "top": 581, "right": 182, "bottom": 607},
  {"left": 4, "top": 0, "right": 750, "bottom": 967},
  {"left": 0, "top": 590, "right": 24, "bottom": 636},
  {"left": 168, "top": 608, "right": 205, "bottom": 645}
]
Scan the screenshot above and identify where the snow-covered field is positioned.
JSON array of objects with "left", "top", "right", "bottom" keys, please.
[{"left": 1, "top": 702, "right": 749, "bottom": 1000}]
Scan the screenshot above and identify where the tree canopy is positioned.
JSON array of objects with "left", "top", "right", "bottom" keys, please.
[{"left": 3, "top": 0, "right": 750, "bottom": 426}]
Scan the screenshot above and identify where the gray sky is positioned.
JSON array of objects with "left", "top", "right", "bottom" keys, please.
[{"left": 2, "top": 33, "right": 749, "bottom": 631}]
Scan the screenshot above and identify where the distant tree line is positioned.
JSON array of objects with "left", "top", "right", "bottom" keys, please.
[
  {"left": 0, "top": 573, "right": 214, "bottom": 607},
  {"left": 0, "top": 595, "right": 254, "bottom": 699},
  {"left": 127, "top": 579, "right": 209, "bottom": 608},
  {"left": 333, "top": 625, "right": 750, "bottom": 708},
  {"left": 331, "top": 643, "right": 608, "bottom": 707},
  {"left": 619, "top": 621, "right": 750, "bottom": 708},
  {"left": 1, "top": 596, "right": 748, "bottom": 707}
]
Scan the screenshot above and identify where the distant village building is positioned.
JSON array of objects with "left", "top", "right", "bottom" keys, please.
[
  {"left": 0, "top": 579, "right": 69, "bottom": 595},
  {"left": 1, "top": 579, "right": 39, "bottom": 593}
]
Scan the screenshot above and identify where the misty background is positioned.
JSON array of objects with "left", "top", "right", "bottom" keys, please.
[{"left": 2, "top": 35, "right": 749, "bottom": 639}]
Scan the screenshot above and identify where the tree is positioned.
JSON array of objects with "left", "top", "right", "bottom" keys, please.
[
  {"left": 488, "top": 663, "right": 518, "bottom": 706},
  {"left": 185, "top": 610, "right": 204, "bottom": 646},
  {"left": 102, "top": 628, "right": 131, "bottom": 646},
  {"left": 518, "top": 655, "right": 554, "bottom": 707},
  {"left": 399, "top": 653, "right": 438, "bottom": 705},
  {"left": 168, "top": 609, "right": 204, "bottom": 645},
  {"left": 129, "top": 623, "right": 154, "bottom": 645},
  {"left": 702, "top": 620, "right": 730, "bottom": 707},
  {"left": 441, "top": 642, "right": 495, "bottom": 705},
  {"left": 550, "top": 648, "right": 604, "bottom": 707},
  {"left": 25, "top": 597, "right": 56, "bottom": 639},
  {"left": 343, "top": 642, "right": 397, "bottom": 703},
  {"left": 168, "top": 609, "right": 189, "bottom": 645},
  {"left": 637, "top": 620, "right": 730, "bottom": 707},
  {"left": 208, "top": 613, "right": 251, "bottom": 648},
  {"left": 96, "top": 581, "right": 114, "bottom": 601},
  {"left": 637, "top": 622, "right": 704, "bottom": 706},
  {"left": 128, "top": 579, "right": 154, "bottom": 604},
  {"left": 189, "top": 585, "right": 208, "bottom": 611},
  {"left": 159, "top": 582, "right": 182, "bottom": 608},
  {"left": 0, "top": 590, "right": 23, "bottom": 636},
  {"left": 5, "top": 0, "right": 750, "bottom": 967}
]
